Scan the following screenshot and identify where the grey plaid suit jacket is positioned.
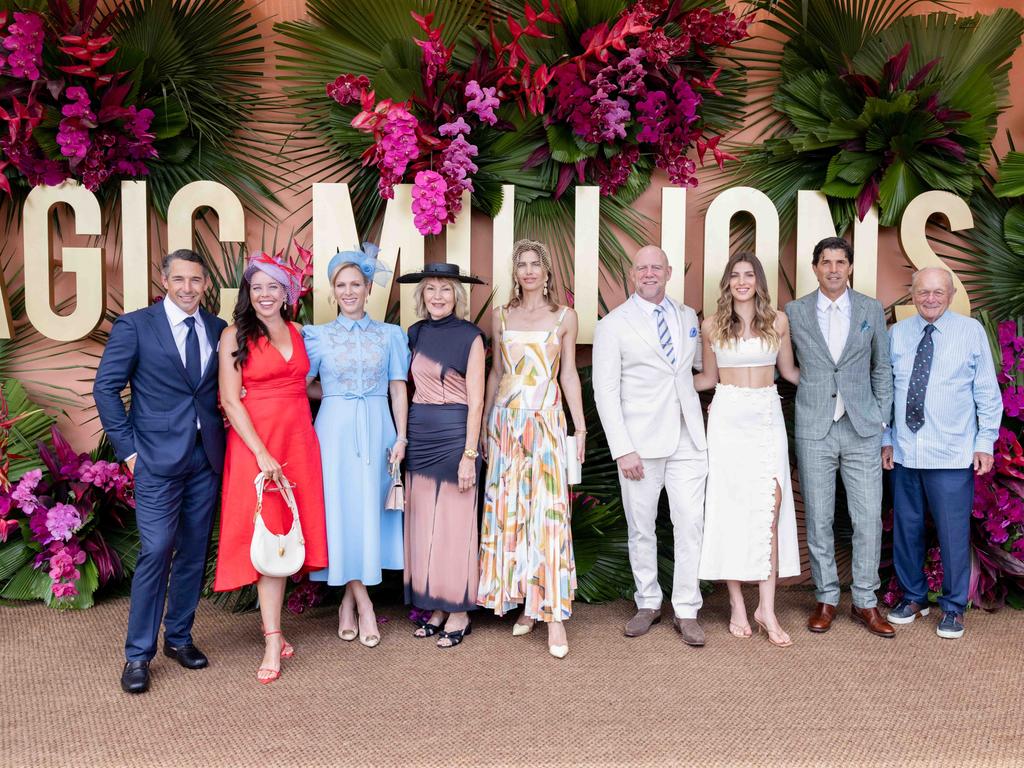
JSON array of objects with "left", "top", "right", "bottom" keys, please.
[{"left": 784, "top": 289, "right": 893, "bottom": 441}]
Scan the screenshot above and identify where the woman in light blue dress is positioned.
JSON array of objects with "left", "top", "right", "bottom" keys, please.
[{"left": 303, "top": 243, "right": 410, "bottom": 648}]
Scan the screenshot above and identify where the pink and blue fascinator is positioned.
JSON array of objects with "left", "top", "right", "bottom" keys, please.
[
  {"left": 327, "top": 242, "right": 392, "bottom": 287},
  {"left": 243, "top": 251, "right": 304, "bottom": 306}
]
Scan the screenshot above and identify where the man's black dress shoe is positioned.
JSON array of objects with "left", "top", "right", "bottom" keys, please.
[
  {"left": 121, "top": 661, "right": 150, "bottom": 694},
  {"left": 163, "top": 641, "right": 209, "bottom": 669}
]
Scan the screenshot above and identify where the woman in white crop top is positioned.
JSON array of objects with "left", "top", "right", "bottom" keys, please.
[{"left": 693, "top": 252, "right": 801, "bottom": 648}]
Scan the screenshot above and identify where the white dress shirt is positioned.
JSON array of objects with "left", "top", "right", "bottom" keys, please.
[
  {"left": 816, "top": 288, "right": 850, "bottom": 420},
  {"left": 632, "top": 293, "right": 681, "bottom": 367},
  {"left": 163, "top": 298, "right": 213, "bottom": 374}
]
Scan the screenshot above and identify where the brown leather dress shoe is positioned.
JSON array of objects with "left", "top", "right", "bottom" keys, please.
[
  {"left": 807, "top": 602, "right": 836, "bottom": 633},
  {"left": 624, "top": 608, "right": 661, "bottom": 637},
  {"left": 850, "top": 606, "right": 896, "bottom": 638}
]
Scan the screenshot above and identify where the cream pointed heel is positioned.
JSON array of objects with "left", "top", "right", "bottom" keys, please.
[
  {"left": 548, "top": 644, "right": 569, "bottom": 659},
  {"left": 512, "top": 619, "right": 535, "bottom": 637}
]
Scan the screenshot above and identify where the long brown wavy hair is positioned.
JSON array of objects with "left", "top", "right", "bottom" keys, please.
[
  {"left": 507, "top": 239, "right": 558, "bottom": 310},
  {"left": 709, "top": 252, "right": 779, "bottom": 349}
]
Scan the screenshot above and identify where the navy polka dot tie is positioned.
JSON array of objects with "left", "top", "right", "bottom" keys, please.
[{"left": 904, "top": 323, "right": 935, "bottom": 433}]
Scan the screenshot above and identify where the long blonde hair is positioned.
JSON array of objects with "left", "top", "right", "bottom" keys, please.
[
  {"left": 508, "top": 239, "right": 558, "bottom": 310},
  {"left": 709, "top": 252, "right": 779, "bottom": 348}
]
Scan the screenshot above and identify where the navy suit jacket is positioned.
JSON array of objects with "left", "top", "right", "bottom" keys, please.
[{"left": 93, "top": 301, "right": 228, "bottom": 477}]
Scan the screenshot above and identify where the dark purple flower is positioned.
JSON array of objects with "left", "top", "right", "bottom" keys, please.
[
  {"left": 2, "top": 12, "right": 44, "bottom": 80},
  {"left": 594, "top": 146, "right": 639, "bottom": 196},
  {"left": 617, "top": 48, "right": 647, "bottom": 97},
  {"left": 61, "top": 87, "right": 97, "bottom": 121},
  {"left": 636, "top": 90, "right": 668, "bottom": 142},
  {"left": 326, "top": 74, "right": 371, "bottom": 106}
]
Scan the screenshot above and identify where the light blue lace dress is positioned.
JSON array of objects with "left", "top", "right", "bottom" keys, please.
[{"left": 303, "top": 315, "right": 410, "bottom": 586}]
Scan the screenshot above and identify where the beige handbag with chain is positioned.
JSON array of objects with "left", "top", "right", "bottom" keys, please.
[
  {"left": 384, "top": 461, "right": 404, "bottom": 512},
  {"left": 250, "top": 471, "right": 305, "bottom": 577}
]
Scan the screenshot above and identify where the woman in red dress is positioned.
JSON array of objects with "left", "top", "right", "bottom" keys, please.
[{"left": 215, "top": 253, "right": 328, "bottom": 684}]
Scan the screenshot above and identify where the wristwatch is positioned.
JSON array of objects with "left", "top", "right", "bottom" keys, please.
[{"left": 463, "top": 448, "right": 479, "bottom": 459}]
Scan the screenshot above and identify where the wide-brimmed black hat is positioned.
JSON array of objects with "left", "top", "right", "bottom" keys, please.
[{"left": 395, "top": 262, "right": 486, "bottom": 285}]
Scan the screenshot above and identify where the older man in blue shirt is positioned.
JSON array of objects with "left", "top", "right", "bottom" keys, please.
[{"left": 881, "top": 268, "right": 1002, "bottom": 639}]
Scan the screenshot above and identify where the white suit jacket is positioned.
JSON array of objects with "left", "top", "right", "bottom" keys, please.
[{"left": 592, "top": 296, "right": 707, "bottom": 460}]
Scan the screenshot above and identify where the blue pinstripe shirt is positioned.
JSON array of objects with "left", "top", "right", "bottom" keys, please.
[{"left": 882, "top": 310, "right": 1002, "bottom": 468}]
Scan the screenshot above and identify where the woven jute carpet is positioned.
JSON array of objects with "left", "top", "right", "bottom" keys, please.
[{"left": 2, "top": 588, "right": 1022, "bottom": 767}]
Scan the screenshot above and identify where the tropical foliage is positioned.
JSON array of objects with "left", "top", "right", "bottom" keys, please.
[
  {"left": 275, "top": 0, "right": 750, "bottom": 286},
  {"left": 0, "top": 0, "right": 278, "bottom": 217},
  {"left": 941, "top": 140, "right": 1024, "bottom": 320},
  {"left": 0, "top": 380, "right": 139, "bottom": 609},
  {"left": 733, "top": 0, "right": 1024, "bottom": 236}
]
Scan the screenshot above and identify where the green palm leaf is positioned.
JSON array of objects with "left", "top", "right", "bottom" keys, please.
[
  {"left": 102, "top": 0, "right": 280, "bottom": 218},
  {"left": 729, "top": 0, "right": 1020, "bottom": 239},
  {"left": 937, "top": 141, "right": 1024, "bottom": 320},
  {"left": 571, "top": 365, "right": 634, "bottom": 602}
]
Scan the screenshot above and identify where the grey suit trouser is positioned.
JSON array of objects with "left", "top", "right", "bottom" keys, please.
[{"left": 795, "top": 415, "right": 883, "bottom": 608}]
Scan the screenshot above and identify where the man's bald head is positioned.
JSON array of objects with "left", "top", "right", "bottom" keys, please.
[
  {"left": 911, "top": 267, "right": 955, "bottom": 295},
  {"left": 631, "top": 246, "right": 672, "bottom": 303},
  {"left": 911, "top": 267, "right": 956, "bottom": 323}
]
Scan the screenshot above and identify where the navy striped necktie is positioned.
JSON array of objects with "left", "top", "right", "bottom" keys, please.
[{"left": 654, "top": 306, "right": 676, "bottom": 366}]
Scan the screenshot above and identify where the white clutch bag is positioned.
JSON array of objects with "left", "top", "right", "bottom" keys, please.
[
  {"left": 565, "top": 436, "right": 582, "bottom": 486},
  {"left": 250, "top": 471, "right": 305, "bottom": 578}
]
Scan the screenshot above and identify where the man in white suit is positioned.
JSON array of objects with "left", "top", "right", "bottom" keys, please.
[{"left": 593, "top": 245, "right": 708, "bottom": 646}]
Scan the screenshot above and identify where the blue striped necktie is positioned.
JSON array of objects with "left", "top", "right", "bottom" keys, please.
[{"left": 654, "top": 306, "right": 676, "bottom": 366}]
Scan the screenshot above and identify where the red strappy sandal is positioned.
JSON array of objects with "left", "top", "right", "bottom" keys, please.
[{"left": 257, "top": 630, "right": 284, "bottom": 684}]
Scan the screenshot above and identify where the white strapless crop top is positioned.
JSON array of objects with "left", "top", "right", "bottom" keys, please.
[{"left": 712, "top": 336, "right": 778, "bottom": 368}]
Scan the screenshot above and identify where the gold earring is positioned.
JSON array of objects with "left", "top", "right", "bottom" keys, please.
[{"left": 543, "top": 282, "right": 548, "bottom": 297}]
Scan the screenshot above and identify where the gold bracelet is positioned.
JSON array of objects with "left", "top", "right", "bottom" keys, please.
[{"left": 463, "top": 448, "right": 479, "bottom": 459}]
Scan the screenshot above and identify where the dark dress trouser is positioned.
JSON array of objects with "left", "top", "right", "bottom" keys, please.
[
  {"left": 892, "top": 464, "right": 974, "bottom": 615},
  {"left": 125, "top": 439, "right": 219, "bottom": 662}
]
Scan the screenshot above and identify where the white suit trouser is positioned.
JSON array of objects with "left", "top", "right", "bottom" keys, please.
[{"left": 619, "top": 423, "right": 707, "bottom": 618}]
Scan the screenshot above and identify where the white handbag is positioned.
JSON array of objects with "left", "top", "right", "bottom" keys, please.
[
  {"left": 250, "top": 471, "right": 305, "bottom": 578},
  {"left": 565, "top": 436, "right": 582, "bottom": 486}
]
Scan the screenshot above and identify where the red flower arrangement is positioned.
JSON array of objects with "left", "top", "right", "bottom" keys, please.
[
  {"left": 323, "top": 0, "right": 749, "bottom": 236},
  {"left": 0, "top": 417, "right": 137, "bottom": 609},
  {"left": 0, "top": 0, "right": 157, "bottom": 195}
]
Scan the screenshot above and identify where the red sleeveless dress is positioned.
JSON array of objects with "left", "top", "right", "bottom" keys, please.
[{"left": 214, "top": 324, "right": 329, "bottom": 591}]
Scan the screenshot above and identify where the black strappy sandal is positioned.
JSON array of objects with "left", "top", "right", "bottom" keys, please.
[
  {"left": 437, "top": 622, "right": 473, "bottom": 648},
  {"left": 413, "top": 619, "right": 444, "bottom": 638}
]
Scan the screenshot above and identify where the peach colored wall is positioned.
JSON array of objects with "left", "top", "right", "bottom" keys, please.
[{"left": 3, "top": 0, "right": 1023, "bottom": 450}]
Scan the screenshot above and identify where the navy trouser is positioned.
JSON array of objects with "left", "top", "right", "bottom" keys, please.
[
  {"left": 125, "top": 440, "right": 219, "bottom": 662},
  {"left": 892, "top": 464, "right": 974, "bottom": 615}
]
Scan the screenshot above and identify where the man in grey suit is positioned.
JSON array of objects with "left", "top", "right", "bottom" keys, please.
[{"left": 785, "top": 237, "right": 895, "bottom": 638}]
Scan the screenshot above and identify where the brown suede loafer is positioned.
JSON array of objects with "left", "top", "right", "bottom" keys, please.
[
  {"left": 672, "top": 617, "right": 705, "bottom": 646},
  {"left": 807, "top": 602, "right": 837, "bottom": 633},
  {"left": 850, "top": 606, "right": 896, "bottom": 638},
  {"left": 624, "top": 608, "right": 662, "bottom": 637}
]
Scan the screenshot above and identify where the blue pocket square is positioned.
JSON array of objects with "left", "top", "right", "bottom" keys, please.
[
  {"left": 689, "top": 327, "right": 698, "bottom": 337},
  {"left": 860, "top": 320, "right": 871, "bottom": 332}
]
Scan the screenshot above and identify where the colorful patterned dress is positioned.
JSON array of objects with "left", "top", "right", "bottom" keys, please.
[{"left": 478, "top": 306, "right": 576, "bottom": 622}]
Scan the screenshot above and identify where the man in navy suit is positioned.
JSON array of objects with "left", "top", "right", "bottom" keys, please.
[{"left": 94, "top": 249, "right": 227, "bottom": 694}]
